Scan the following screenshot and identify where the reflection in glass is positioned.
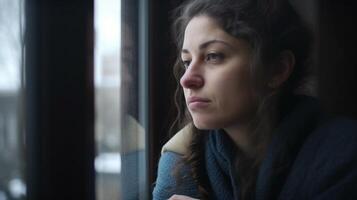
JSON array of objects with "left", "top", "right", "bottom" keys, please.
[
  {"left": 95, "top": 0, "right": 146, "bottom": 200},
  {"left": 94, "top": 0, "right": 121, "bottom": 199},
  {"left": 0, "top": 0, "right": 26, "bottom": 199},
  {"left": 95, "top": 0, "right": 147, "bottom": 199},
  {"left": 120, "top": 1, "right": 147, "bottom": 199}
]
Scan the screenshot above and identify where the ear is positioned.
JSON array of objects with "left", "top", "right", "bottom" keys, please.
[{"left": 268, "top": 50, "right": 295, "bottom": 89}]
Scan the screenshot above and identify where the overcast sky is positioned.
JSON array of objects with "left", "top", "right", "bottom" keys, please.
[{"left": 0, "top": 0, "right": 23, "bottom": 92}]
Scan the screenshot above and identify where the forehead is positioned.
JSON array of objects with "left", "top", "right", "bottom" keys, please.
[{"left": 182, "top": 15, "right": 238, "bottom": 50}]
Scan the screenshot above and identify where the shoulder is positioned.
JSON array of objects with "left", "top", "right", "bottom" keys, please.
[
  {"left": 302, "top": 117, "right": 357, "bottom": 199},
  {"left": 312, "top": 117, "right": 357, "bottom": 160},
  {"left": 153, "top": 151, "right": 199, "bottom": 200},
  {"left": 154, "top": 151, "right": 186, "bottom": 190},
  {"left": 293, "top": 115, "right": 357, "bottom": 164},
  {"left": 153, "top": 124, "right": 199, "bottom": 200},
  {"left": 277, "top": 117, "right": 357, "bottom": 199},
  {"left": 161, "top": 123, "right": 193, "bottom": 155}
]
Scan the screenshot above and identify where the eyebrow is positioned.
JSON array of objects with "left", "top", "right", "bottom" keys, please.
[{"left": 181, "top": 39, "right": 233, "bottom": 54}]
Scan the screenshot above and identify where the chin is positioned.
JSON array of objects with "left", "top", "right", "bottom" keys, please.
[{"left": 192, "top": 117, "right": 219, "bottom": 130}]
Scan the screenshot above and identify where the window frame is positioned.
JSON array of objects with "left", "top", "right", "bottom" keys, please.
[{"left": 25, "top": 1, "right": 95, "bottom": 199}]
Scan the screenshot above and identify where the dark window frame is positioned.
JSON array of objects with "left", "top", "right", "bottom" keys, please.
[
  {"left": 147, "top": 0, "right": 184, "bottom": 197},
  {"left": 25, "top": 0, "right": 95, "bottom": 199}
]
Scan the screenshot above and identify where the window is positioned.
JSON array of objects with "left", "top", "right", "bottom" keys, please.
[
  {"left": 94, "top": 0, "right": 148, "bottom": 199},
  {"left": 0, "top": 0, "right": 26, "bottom": 199}
]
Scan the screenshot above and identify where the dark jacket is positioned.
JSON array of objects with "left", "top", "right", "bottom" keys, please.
[{"left": 153, "top": 96, "right": 357, "bottom": 200}]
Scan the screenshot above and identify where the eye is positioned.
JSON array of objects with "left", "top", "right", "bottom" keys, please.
[
  {"left": 182, "top": 60, "right": 191, "bottom": 69},
  {"left": 205, "top": 53, "right": 224, "bottom": 63}
]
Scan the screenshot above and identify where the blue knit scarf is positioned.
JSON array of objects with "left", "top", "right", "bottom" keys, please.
[
  {"left": 204, "top": 96, "right": 321, "bottom": 200},
  {"left": 205, "top": 130, "right": 239, "bottom": 199}
]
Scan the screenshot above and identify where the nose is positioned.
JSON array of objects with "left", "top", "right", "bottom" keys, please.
[{"left": 180, "top": 65, "right": 204, "bottom": 89}]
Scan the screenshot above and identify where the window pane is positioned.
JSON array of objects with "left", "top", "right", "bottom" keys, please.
[
  {"left": 94, "top": 0, "right": 147, "bottom": 199},
  {"left": 0, "top": 0, "right": 26, "bottom": 199},
  {"left": 94, "top": 0, "right": 121, "bottom": 199}
]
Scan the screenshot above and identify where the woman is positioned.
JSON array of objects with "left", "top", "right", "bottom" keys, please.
[{"left": 153, "top": 0, "right": 357, "bottom": 199}]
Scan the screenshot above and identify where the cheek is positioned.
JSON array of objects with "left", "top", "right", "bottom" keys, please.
[
  {"left": 214, "top": 71, "right": 254, "bottom": 120},
  {"left": 217, "top": 71, "right": 249, "bottom": 101},
  {"left": 182, "top": 88, "right": 189, "bottom": 99}
]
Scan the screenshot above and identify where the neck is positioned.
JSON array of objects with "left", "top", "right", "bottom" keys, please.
[{"left": 224, "top": 124, "right": 256, "bottom": 158}]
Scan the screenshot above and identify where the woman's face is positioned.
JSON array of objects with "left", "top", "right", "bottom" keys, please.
[{"left": 180, "top": 15, "right": 257, "bottom": 130}]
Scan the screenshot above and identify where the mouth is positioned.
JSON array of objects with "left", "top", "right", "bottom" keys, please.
[{"left": 187, "top": 96, "right": 211, "bottom": 110}]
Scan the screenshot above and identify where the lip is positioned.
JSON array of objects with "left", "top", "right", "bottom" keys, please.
[{"left": 187, "top": 96, "right": 210, "bottom": 110}]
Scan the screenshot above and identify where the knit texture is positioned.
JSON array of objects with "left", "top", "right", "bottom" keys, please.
[{"left": 153, "top": 151, "right": 199, "bottom": 200}]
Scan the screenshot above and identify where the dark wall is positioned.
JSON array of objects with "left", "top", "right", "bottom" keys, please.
[{"left": 318, "top": 1, "right": 357, "bottom": 118}]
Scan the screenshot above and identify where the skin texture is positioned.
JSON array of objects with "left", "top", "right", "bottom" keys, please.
[
  {"left": 180, "top": 15, "right": 295, "bottom": 156},
  {"left": 180, "top": 15, "right": 256, "bottom": 146},
  {"left": 180, "top": 15, "right": 256, "bottom": 130}
]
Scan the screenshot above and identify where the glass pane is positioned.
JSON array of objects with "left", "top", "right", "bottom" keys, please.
[
  {"left": 0, "top": 0, "right": 26, "bottom": 199},
  {"left": 94, "top": 0, "right": 121, "bottom": 199},
  {"left": 95, "top": 0, "right": 147, "bottom": 199},
  {"left": 120, "top": 0, "right": 148, "bottom": 199}
]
